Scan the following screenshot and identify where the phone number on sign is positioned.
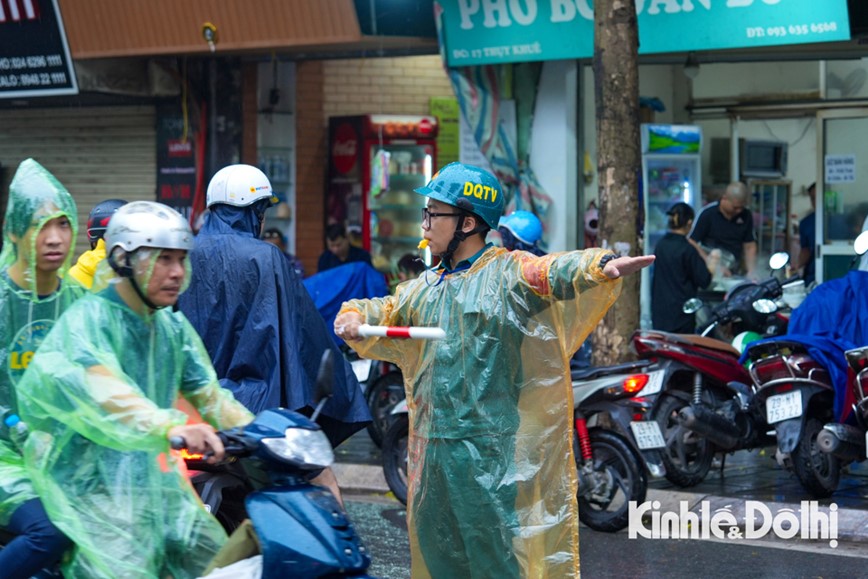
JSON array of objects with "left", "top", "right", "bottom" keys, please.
[{"left": 747, "top": 22, "right": 838, "bottom": 39}]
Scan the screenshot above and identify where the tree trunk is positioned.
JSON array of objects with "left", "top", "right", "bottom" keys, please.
[{"left": 591, "top": 0, "right": 641, "bottom": 365}]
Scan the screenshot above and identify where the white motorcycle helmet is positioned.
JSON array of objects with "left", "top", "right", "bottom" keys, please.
[
  {"left": 206, "top": 164, "right": 275, "bottom": 208},
  {"left": 104, "top": 201, "right": 194, "bottom": 308},
  {"left": 105, "top": 201, "right": 193, "bottom": 254}
]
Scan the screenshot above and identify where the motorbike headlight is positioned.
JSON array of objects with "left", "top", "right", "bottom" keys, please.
[{"left": 261, "top": 427, "right": 335, "bottom": 469}]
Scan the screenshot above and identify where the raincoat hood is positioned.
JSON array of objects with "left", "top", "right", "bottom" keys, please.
[
  {"left": 201, "top": 203, "right": 264, "bottom": 238},
  {"left": 0, "top": 158, "right": 78, "bottom": 297}
]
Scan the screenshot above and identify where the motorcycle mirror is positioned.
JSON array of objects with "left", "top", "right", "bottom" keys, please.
[
  {"left": 752, "top": 298, "right": 778, "bottom": 314},
  {"left": 310, "top": 350, "right": 336, "bottom": 423},
  {"left": 682, "top": 298, "right": 703, "bottom": 315},
  {"left": 768, "top": 252, "right": 789, "bottom": 271},
  {"left": 855, "top": 231, "right": 868, "bottom": 257}
]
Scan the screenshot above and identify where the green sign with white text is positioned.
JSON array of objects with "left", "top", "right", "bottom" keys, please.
[{"left": 440, "top": 0, "right": 851, "bottom": 66}]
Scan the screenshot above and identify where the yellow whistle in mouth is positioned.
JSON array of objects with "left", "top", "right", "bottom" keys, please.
[{"left": 417, "top": 239, "right": 429, "bottom": 250}]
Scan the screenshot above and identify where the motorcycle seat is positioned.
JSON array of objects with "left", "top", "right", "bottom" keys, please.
[
  {"left": 672, "top": 333, "right": 740, "bottom": 357},
  {"left": 570, "top": 359, "right": 653, "bottom": 381}
]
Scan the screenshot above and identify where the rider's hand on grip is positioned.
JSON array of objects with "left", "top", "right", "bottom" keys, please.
[{"left": 168, "top": 423, "right": 225, "bottom": 463}]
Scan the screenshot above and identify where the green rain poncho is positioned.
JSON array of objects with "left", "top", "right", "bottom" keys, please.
[
  {"left": 0, "top": 158, "right": 82, "bottom": 526},
  {"left": 16, "top": 278, "right": 254, "bottom": 578},
  {"left": 340, "top": 246, "right": 621, "bottom": 578}
]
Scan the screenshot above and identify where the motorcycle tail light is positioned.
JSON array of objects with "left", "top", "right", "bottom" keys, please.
[
  {"left": 623, "top": 374, "right": 649, "bottom": 394},
  {"left": 752, "top": 356, "right": 790, "bottom": 384}
]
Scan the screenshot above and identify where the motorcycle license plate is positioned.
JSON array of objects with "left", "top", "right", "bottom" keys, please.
[
  {"left": 641, "top": 370, "right": 665, "bottom": 396},
  {"left": 350, "top": 359, "right": 373, "bottom": 382},
  {"left": 630, "top": 421, "right": 666, "bottom": 449},
  {"left": 766, "top": 390, "right": 802, "bottom": 424}
]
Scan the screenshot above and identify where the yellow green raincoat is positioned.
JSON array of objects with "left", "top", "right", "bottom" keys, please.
[
  {"left": 0, "top": 158, "right": 83, "bottom": 527},
  {"left": 340, "top": 246, "right": 621, "bottom": 578},
  {"left": 15, "top": 283, "right": 254, "bottom": 578}
]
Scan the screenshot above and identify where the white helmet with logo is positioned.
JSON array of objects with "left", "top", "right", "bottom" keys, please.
[
  {"left": 206, "top": 164, "right": 275, "bottom": 208},
  {"left": 105, "top": 201, "right": 193, "bottom": 254}
]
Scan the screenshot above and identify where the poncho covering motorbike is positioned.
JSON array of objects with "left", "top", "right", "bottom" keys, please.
[
  {"left": 0, "top": 158, "right": 82, "bottom": 526},
  {"left": 178, "top": 205, "right": 371, "bottom": 447},
  {"left": 340, "top": 246, "right": 621, "bottom": 578},
  {"left": 16, "top": 286, "right": 254, "bottom": 578}
]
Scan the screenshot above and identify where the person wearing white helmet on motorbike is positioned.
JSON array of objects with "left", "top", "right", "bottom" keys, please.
[
  {"left": 15, "top": 201, "right": 254, "bottom": 578},
  {"left": 498, "top": 209, "right": 545, "bottom": 256},
  {"left": 177, "top": 164, "right": 372, "bottom": 504},
  {"left": 336, "top": 162, "right": 654, "bottom": 577}
]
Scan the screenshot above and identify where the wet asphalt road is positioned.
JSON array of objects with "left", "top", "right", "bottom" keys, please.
[{"left": 345, "top": 495, "right": 868, "bottom": 579}]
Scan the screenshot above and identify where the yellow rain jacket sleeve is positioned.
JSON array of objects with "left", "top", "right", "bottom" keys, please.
[
  {"left": 15, "top": 288, "right": 253, "bottom": 579},
  {"left": 339, "top": 246, "right": 621, "bottom": 578},
  {"left": 67, "top": 238, "right": 106, "bottom": 289}
]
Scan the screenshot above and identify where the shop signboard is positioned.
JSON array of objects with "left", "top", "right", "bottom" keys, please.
[
  {"left": 440, "top": 0, "right": 851, "bottom": 66},
  {"left": 156, "top": 104, "right": 198, "bottom": 221},
  {"left": 0, "top": 0, "right": 77, "bottom": 98}
]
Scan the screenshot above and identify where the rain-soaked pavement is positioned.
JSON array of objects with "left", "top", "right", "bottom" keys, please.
[
  {"left": 648, "top": 447, "right": 868, "bottom": 509},
  {"left": 339, "top": 429, "right": 868, "bottom": 578},
  {"left": 347, "top": 496, "right": 868, "bottom": 579}
]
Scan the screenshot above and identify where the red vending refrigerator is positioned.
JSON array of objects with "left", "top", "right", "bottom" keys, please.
[{"left": 327, "top": 114, "right": 438, "bottom": 274}]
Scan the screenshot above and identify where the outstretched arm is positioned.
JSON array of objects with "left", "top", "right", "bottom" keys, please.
[{"left": 601, "top": 254, "right": 655, "bottom": 279}]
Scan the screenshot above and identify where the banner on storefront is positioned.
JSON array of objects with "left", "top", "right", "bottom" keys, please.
[
  {"left": 0, "top": 0, "right": 77, "bottom": 98},
  {"left": 440, "top": 0, "right": 851, "bottom": 66}
]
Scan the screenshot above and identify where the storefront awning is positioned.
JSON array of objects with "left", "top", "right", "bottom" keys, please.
[{"left": 58, "top": 0, "right": 436, "bottom": 59}]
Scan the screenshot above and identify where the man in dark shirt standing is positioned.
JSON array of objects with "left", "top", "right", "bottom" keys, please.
[
  {"left": 797, "top": 183, "right": 816, "bottom": 285},
  {"left": 317, "top": 224, "right": 372, "bottom": 272},
  {"left": 689, "top": 181, "right": 757, "bottom": 276},
  {"left": 653, "top": 202, "right": 713, "bottom": 333}
]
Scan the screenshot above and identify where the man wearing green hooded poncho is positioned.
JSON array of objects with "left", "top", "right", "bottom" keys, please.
[
  {"left": 0, "top": 158, "right": 83, "bottom": 578},
  {"left": 15, "top": 201, "right": 254, "bottom": 578},
  {"left": 336, "top": 163, "right": 654, "bottom": 578}
]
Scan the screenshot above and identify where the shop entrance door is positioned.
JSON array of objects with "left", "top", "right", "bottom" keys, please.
[{"left": 815, "top": 108, "right": 868, "bottom": 283}]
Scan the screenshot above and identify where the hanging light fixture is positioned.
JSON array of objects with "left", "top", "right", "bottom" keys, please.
[{"left": 683, "top": 52, "right": 700, "bottom": 80}]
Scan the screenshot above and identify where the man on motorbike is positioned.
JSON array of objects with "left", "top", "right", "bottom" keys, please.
[
  {"left": 335, "top": 162, "right": 653, "bottom": 577},
  {"left": 0, "top": 159, "right": 82, "bottom": 579},
  {"left": 15, "top": 201, "right": 255, "bottom": 578},
  {"left": 177, "top": 164, "right": 372, "bottom": 502}
]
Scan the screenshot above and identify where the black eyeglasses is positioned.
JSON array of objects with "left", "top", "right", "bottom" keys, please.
[{"left": 422, "top": 207, "right": 463, "bottom": 228}]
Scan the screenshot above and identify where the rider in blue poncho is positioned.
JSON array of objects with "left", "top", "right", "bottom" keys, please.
[{"left": 177, "top": 164, "right": 372, "bottom": 500}]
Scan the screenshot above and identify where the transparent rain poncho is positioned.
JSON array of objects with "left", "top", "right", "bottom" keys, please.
[
  {"left": 15, "top": 246, "right": 254, "bottom": 578},
  {"left": 340, "top": 246, "right": 622, "bottom": 578},
  {"left": 0, "top": 158, "right": 82, "bottom": 526}
]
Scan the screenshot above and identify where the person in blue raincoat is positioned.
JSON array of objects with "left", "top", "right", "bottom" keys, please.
[
  {"left": 336, "top": 162, "right": 654, "bottom": 577},
  {"left": 177, "top": 164, "right": 371, "bottom": 501},
  {"left": 16, "top": 201, "right": 254, "bottom": 578},
  {"left": 0, "top": 159, "right": 83, "bottom": 579}
]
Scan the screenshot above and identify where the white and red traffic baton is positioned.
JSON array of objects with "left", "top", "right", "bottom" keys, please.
[{"left": 358, "top": 324, "right": 446, "bottom": 340}]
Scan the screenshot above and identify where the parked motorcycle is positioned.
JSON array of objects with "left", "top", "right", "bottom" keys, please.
[
  {"left": 382, "top": 362, "right": 657, "bottom": 532},
  {"left": 746, "top": 231, "right": 868, "bottom": 497},
  {"left": 818, "top": 344, "right": 868, "bottom": 464},
  {"left": 635, "top": 253, "right": 801, "bottom": 488},
  {"left": 176, "top": 351, "right": 375, "bottom": 578},
  {"left": 341, "top": 344, "right": 404, "bottom": 448}
]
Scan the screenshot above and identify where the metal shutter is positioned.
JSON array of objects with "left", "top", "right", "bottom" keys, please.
[{"left": 0, "top": 105, "right": 156, "bottom": 258}]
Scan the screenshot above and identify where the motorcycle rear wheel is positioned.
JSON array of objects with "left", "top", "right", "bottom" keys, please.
[
  {"left": 382, "top": 414, "right": 409, "bottom": 505},
  {"left": 366, "top": 371, "right": 405, "bottom": 448},
  {"left": 793, "top": 417, "right": 840, "bottom": 498},
  {"left": 655, "top": 394, "right": 715, "bottom": 487},
  {"left": 576, "top": 428, "right": 647, "bottom": 533}
]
